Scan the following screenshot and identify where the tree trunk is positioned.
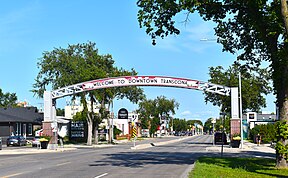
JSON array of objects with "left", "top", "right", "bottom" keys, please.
[
  {"left": 281, "top": 0, "right": 288, "bottom": 35},
  {"left": 275, "top": 0, "right": 288, "bottom": 169},
  {"left": 277, "top": 94, "right": 288, "bottom": 168},
  {"left": 86, "top": 113, "right": 93, "bottom": 146},
  {"left": 275, "top": 52, "right": 288, "bottom": 168}
]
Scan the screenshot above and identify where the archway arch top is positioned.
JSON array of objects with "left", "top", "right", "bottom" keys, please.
[{"left": 51, "top": 76, "right": 231, "bottom": 99}]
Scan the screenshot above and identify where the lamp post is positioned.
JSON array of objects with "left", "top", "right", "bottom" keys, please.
[
  {"left": 238, "top": 64, "right": 243, "bottom": 149},
  {"left": 200, "top": 38, "right": 243, "bottom": 148},
  {"left": 211, "top": 118, "right": 216, "bottom": 146},
  {"left": 220, "top": 112, "right": 226, "bottom": 157}
]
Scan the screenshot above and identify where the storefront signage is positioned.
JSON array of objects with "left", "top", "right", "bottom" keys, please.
[{"left": 118, "top": 108, "right": 128, "bottom": 119}]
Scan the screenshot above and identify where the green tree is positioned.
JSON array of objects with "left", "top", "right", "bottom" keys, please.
[
  {"left": 205, "top": 65, "right": 271, "bottom": 114},
  {"left": 250, "top": 124, "right": 276, "bottom": 143},
  {"left": 137, "top": 95, "right": 179, "bottom": 136},
  {"left": 0, "top": 88, "right": 17, "bottom": 108},
  {"left": 173, "top": 118, "right": 187, "bottom": 132},
  {"left": 137, "top": 1, "right": 288, "bottom": 168},
  {"left": 137, "top": 98, "right": 156, "bottom": 136},
  {"left": 56, "top": 108, "right": 65, "bottom": 116},
  {"left": 187, "top": 120, "right": 203, "bottom": 127},
  {"left": 33, "top": 42, "right": 144, "bottom": 145},
  {"left": 155, "top": 95, "right": 179, "bottom": 128},
  {"left": 204, "top": 118, "right": 214, "bottom": 134}
]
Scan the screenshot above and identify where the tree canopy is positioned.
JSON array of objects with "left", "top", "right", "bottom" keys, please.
[
  {"left": 0, "top": 88, "right": 17, "bottom": 108},
  {"left": 33, "top": 42, "right": 145, "bottom": 145},
  {"left": 205, "top": 64, "right": 272, "bottom": 114},
  {"left": 137, "top": 1, "right": 286, "bottom": 113},
  {"left": 137, "top": 0, "right": 288, "bottom": 167},
  {"left": 137, "top": 95, "right": 179, "bottom": 136}
]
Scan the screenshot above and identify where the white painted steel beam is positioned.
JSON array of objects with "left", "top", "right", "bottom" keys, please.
[{"left": 51, "top": 76, "right": 230, "bottom": 99}]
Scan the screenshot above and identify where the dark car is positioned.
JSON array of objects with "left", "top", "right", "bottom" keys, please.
[
  {"left": 6, "top": 136, "right": 27, "bottom": 146},
  {"left": 214, "top": 132, "right": 227, "bottom": 145}
]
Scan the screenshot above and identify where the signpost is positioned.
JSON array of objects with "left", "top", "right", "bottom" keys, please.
[
  {"left": 131, "top": 122, "right": 137, "bottom": 147},
  {"left": 118, "top": 108, "right": 128, "bottom": 119},
  {"left": 212, "top": 118, "right": 216, "bottom": 145}
]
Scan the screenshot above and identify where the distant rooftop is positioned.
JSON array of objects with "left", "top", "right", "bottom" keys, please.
[{"left": 0, "top": 107, "right": 43, "bottom": 123}]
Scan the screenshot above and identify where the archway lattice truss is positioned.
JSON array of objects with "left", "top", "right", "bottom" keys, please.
[{"left": 51, "top": 76, "right": 230, "bottom": 99}]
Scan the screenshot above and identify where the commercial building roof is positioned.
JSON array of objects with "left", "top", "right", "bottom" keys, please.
[{"left": 0, "top": 107, "right": 43, "bottom": 124}]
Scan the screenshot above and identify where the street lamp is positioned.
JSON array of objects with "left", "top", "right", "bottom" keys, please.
[
  {"left": 201, "top": 38, "right": 243, "bottom": 148},
  {"left": 237, "top": 56, "right": 243, "bottom": 149},
  {"left": 211, "top": 118, "right": 216, "bottom": 145},
  {"left": 220, "top": 112, "right": 226, "bottom": 157}
]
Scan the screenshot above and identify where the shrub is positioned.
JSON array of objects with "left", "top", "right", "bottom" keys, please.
[{"left": 249, "top": 123, "right": 276, "bottom": 143}]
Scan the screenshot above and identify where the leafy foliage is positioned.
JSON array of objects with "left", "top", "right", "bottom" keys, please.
[
  {"left": 173, "top": 118, "right": 188, "bottom": 132},
  {"left": 137, "top": 1, "right": 288, "bottom": 167},
  {"left": 56, "top": 108, "right": 65, "bottom": 116},
  {"left": 113, "top": 126, "right": 122, "bottom": 138},
  {"left": 205, "top": 65, "right": 271, "bottom": 114},
  {"left": 33, "top": 42, "right": 144, "bottom": 145},
  {"left": 275, "top": 121, "right": 288, "bottom": 140},
  {"left": 137, "top": 95, "right": 179, "bottom": 136},
  {"left": 0, "top": 88, "right": 17, "bottom": 108},
  {"left": 249, "top": 124, "right": 276, "bottom": 143},
  {"left": 204, "top": 116, "right": 230, "bottom": 134}
]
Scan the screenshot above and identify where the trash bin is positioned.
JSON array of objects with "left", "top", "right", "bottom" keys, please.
[{"left": 0, "top": 137, "right": 2, "bottom": 150}]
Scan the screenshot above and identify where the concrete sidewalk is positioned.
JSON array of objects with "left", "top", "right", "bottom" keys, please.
[
  {"left": 206, "top": 140, "right": 275, "bottom": 154},
  {"left": 0, "top": 142, "right": 119, "bottom": 155}
]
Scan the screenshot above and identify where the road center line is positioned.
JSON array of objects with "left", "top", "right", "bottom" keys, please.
[
  {"left": 94, "top": 173, "right": 108, "bottom": 178},
  {"left": 56, "top": 162, "right": 71, "bottom": 166}
]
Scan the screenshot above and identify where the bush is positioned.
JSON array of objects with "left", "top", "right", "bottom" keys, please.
[
  {"left": 249, "top": 124, "right": 276, "bottom": 143},
  {"left": 113, "top": 126, "right": 122, "bottom": 138}
]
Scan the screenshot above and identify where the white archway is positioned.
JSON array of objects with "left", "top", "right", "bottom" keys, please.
[{"left": 42, "top": 76, "right": 239, "bottom": 149}]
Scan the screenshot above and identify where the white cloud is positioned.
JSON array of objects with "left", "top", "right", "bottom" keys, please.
[{"left": 180, "top": 110, "right": 192, "bottom": 116}]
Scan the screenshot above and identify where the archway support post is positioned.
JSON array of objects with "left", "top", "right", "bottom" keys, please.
[
  {"left": 230, "top": 87, "right": 241, "bottom": 145},
  {"left": 43, "top": 91, "right": 58, "bottom": 150}
]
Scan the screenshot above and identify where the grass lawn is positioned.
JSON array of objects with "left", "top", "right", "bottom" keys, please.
[{"left": 189, "top": 157, "right": 288, "bottom": 178}]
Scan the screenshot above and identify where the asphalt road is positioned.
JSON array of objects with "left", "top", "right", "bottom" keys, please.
[{"left": 0, "top": 135, "right": 217, "bottom": 178}]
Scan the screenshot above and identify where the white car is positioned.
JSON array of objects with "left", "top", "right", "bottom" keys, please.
[{"left": 32, "top": 136, "right": 40, "bottom": 147}]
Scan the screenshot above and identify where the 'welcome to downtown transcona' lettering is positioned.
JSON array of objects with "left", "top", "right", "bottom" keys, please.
[{"left": 82, "top": 76, "right": 199, "bottom": 90}]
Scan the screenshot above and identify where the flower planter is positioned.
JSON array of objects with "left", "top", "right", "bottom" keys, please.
[
  {"left": 231, "top": 140, "right": 240, "bottom": 148},
  {"left": 40, "top": 141, "right": 49, "bottom": 149}
]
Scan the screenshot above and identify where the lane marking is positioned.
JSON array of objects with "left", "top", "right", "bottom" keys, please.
[
  {"left": 56, "top": 162, "right": 71, "bottom": 166},
  {"left": 94, "top": 173, "right": 108, "bottom": 178},
  {"left": 2, "top": 172, "right": 25, "bottom": 178}
]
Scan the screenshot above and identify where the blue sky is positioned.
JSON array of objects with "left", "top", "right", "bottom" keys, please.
[{"left": 0, "top": 1, "right": 276, "bottom": 123}]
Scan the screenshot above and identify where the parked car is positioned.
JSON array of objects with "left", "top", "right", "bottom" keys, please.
[
  {"left": 187, "top": 131, "right": 193, "bottom": 136},
  {"left": 32, "top": 136, "right": 40, "bottom": 147},
  {"left": 214, "top": 132, "right": 228, "bottom": 145},
  {"left": 6, "top": 136, "right": 27, "bottom": 146}
]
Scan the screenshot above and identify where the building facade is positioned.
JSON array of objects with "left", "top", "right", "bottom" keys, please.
[{"left": 0, "top": 107, "right": 43, "bottom": 139}]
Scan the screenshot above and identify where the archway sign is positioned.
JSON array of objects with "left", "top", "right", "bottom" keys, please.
[
  {"left": 43, "top": 76, "right": 239, "bottom": 148},
  {"left": 50, "top": 76, "right": 231, "bottom": 99}
]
